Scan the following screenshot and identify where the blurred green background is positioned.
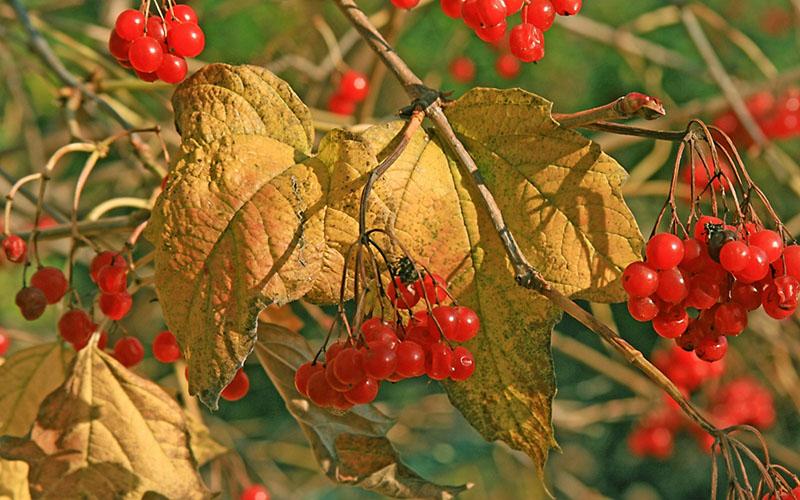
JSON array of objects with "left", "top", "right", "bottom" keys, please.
[{"left": 2, "top": 0, "right": 800, "bottom": 498}]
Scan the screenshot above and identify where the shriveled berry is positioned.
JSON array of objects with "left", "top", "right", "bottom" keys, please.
[
  {"left": 509, "top": 23, "right": 545, "bottom": 63},
  {"left": 731, "top": 281, "right": 762, "bottom": 310},
  {"left": 30, "top": 267, "right": 68, "bottom": 304},
  {"left": 714, "top": 302, "right": 748, "bottom": 336},
  {"left": 221, "top": 368, "right": 249, "bottom": 401},
  {"left": 2, "top": 235, "right": 26, "bottom": 263},
  {"left": 16, "top": 287, "right": 47, "bottom": 321}
]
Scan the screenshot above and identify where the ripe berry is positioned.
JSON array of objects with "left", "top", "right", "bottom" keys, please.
[
  {"left": 527, "top": 0, "right": 556, "bottom": 31},
  {"left": 325, "top": 360, "right": 351, "bottom": 392},
  {"left": 426, "top": 342, "right": 453, "bottom": 380},
  {"left": 30, "top": 267, "right": 68, "bottom": 304},
  {"left": 333, "top": 348, "right": 366, "bottom": 386},
  {"left": 762, "top": 282, "right": 799, "bottom": 319},
  {"left": 113, "top": 337, "right": 144, "bottom": 367},
  {"left": 440, "top": 0, "right": 465, "bottom": 18},
  {"left": 628, "top": 426, "right": 674, "bottom": 459},
  {"left": 115, "top": 9, "right": 145, "bottom": 41},
  {"left": 339, "top": 70, "right": 369, "bottom": 102},
  {"left": 405, "top": 322, "right": 440, "bottom": 348},
  {"left": 652, "top": 306, "right": 689, "bottom": 339},
  {"left": 136, "top": 70, "right": 159, "bottom": 83},
  {"left": 450, "top": 346, "right": 475, "bottom": 381},
  {"left": 328, "top": 93, "right": 355, "bottom": 115},
  {"left": 770, "top": 275, "right": 800, "bottom": 306},
  {"left": 221, "top": 368, "right": 250, "bottom": 401},
  {"left": 505, "top": 0, "right": 524, "bottom": 14},
  {"left": 714, "top": 302, "right": 747, "bottom": 335},
  {"left": 152, "top": 330, "right": 181, "bottom": 363},
  {"left": 776, "top": 244, "right": 800, "bottom": 280},
  {"left": 476, "top": 21, "right": 507, "bottom": 43},
  {"left": 734, "top": 246, "right": 769, "bottom": 283},
  {"left": 156, "top": 54, "right": 189, "bottom": 84},
  {"left": 145, "top": 17, "right": 167, "bottom": 42},
  {"left": 99, "top": 292, "right": 133, "bottom": 320},
  {"left": 362, "top": 324, "right": 399, "bottom": 348},
  {"left": 240, "top": 485, "right": 270, "bottom": 500},
  {"left": 2, "top": 235, "right": 26, "bottom": 263},
  {"left": 395, "top": 341, "right": 426, "bottom": 378},
  {"left": 449, "top": 56, "right": 476, "bottom": 83},
  {"left": 307, "top": 371, "right": 338, "bottom": 407},
  {"left": 731, "top": 281, "right": 762, "bottom": 310},
  {"left": 58, "top": 309, "right": 94, "bottom": 344},
  {"left": 475, "top": 0, "right": 507, "bottom": 27},
  {"left": 109, "top": 30, "right": 133, "bottom": 60},
  {"left": 622, "top": 262, "right": 659, "bottom": 297},
  {"left": 718, "top": 241, "right": 750, "bottom": 273},
  {"left": 451, "top": 306, "right": 480, "bottom": 342},
  {"left": 655, "top": 268, "right": 688, "bottom": 304},
  {"left": 627, "top": 296, "right": 659, "bottom": 322},
  {"left": 344, "top": 377, "right": 379, "bottom": 404},
  {"left": 646, "top": 233, "right": 684, "bottom": 270},
  {"left": 128, "top": 36, "right": 164, "bottom": 73},
  {"left": 16, "top": 287, "right": 47, "bottom": 321},
  {"left": 696, "top": 335, "right": 728, "bottom": 362},
  {"left": 509, "top": 24, "right": 545, "bottom": 63},
  {"left": 97, "top": 264, "right": 128, "bottom": 294},
  {"left": 391, "top": 0, "right": 421, "bottom": 9},
  {"left": 72, "top": 330, "right": 108, "bottom": 351},
  {"left": 414, "top": 273, "right": 448, "bottom": 304},
  {"left": 294, "top": 362, "right": 323, "bottom": 396},
  {"left": 461, "top": 0, "right": 482, "bottom": 29},
  {"left": 362, "top": 341, "right": 397, "bottom": 380},
  {"left": 429, "top": 305, "right": 458, "bottom": 340},
  {"left": 325, "top": 340, "right": 348, "bottom": 363},
  {"left": 749, "top": 229, "right": 783, "bottom": 263},
  {"left": 166, "top": 5, "right": 199, "bottom": 26},
  {"left": 551, "top": 0, "right": 582, "bottom": 16},
  {"left": 0, "top": 331, "right": 10, "bottom": 356},
  {"left": 681, "top": 238, "right": 704, "bottom": 269},
  {"left": 495, "top": 53, "right": 521, "bottom": 79},
  {"left": 386, "top": 276, "right": 420, "bottom": 308},
  {"left": 90, "top": 251, "right": 123, "bottom": 282},
  {"left": 167, "top": 23, "right": 205, "bottom": 58}
]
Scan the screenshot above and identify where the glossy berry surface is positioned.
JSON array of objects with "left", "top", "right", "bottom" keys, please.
[
  {"left": 128, "top": 36, "right": 163, "bottom": 73},
  {"left": 450, "top": 346, "right": 476, "bottom": 381},
  {"left": 344, "top": 377, "right": 379, "bottom": 404},
  {"left": 527, "top": 0, "right": 556, "bottom": 31},
  {"left": 156, "top": 54, "right": 189, "bottom": 84},
  {"left": 99, "top": 292, "right": 133, "bottom": 320},
  {"left": 221, "top": 368, "right": 250, "bottom": 401},
  {"left": 327, "top": 93, "right": 356, "bottom": 115},
  {"left": 152, "top": 330, "right": 181, "bottom": 363},
  {"left": 509, "top": 24, "right": 545, "bottom": 63},
  {"left": 167, "top": 5, "right": 199, "bottom": 25},
  {"left": 719, "top": 241, "right": 750, "bottom": 272},
  {"left": 363, "top": 341, "right": 397, "bottom": 380},
  {"left": 646, "top": 233, "right": 685, "bottom": 270},
  {"left": 294, "top": 362, "right": 323, "bottom": 396},
  {"left": 391, "top": 0, "right": 421, "bottom": 9},
  {"left": 115, "top": 9, "right": 145, "bottom": 41},
  {"left": 113, "top": 337, "right": 144, "bottom": 367},
  {"left": 0, "top": 332, "right": 9, "bottom": 356},
  {"left": 551, "top": 0, "right": 582, "bottom": 15},
  {"left": 338, "top": 70, "right": 369, "bottom": 102},
  {"left": 30, "top": 267, "right": 68, "bottom": 304},
  {"left": 395, "top": 341, "right": 426, "bottom": 378},
  {"left": 168, "top": 23, "right": 205, "bottom": 58},
  {"left": 97, "top": 264, "right": 128, "bottom": 294},
  {"left": 622, "top": 262, "right": 659, "bottom": 297},
  {"left": 240, "top": 485, "right": 270, "bottom": 500},
  {"left": 90, "top": 251, "right": 123, "bottom": 282}
]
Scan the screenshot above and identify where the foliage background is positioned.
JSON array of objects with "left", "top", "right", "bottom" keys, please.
[{"left": 1, "top": 0, "right": 800, "bottom": 498}]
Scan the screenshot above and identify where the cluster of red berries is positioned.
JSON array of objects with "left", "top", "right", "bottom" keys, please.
[
  {"left": 14, "top": 266, "right": 68, "bottom": 321},
  {"left": 765, "top": 486, "right": 800, "bottom": 500},
  {"left": 294, "top": 273, "right": 479, "bottom": 410},
  {"left": 628, "top": 346, "right": 775, "bottom": 459},
  {"left": 90, "top": 251, "right": 135, "bottom": 321},
  {"left": 108, "top": 3, "right": 205, "bottom": 84},
  {"left": 327, "top": 70, "right": 370, "bottom": 116},
  {"left": 714, "top": 88, "right": 800, "bottom": 148},
  {"left": 623, "top": 218, "right": 799, "bottom": 362}
]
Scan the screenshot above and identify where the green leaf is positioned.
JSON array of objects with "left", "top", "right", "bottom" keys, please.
[{"left": 254, "top": 323, "right": 469, "bottom": 499}]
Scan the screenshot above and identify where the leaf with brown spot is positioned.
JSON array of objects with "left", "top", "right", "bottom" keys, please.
[
  {"left": 0, "top": 347, "right": 209, "bottom": 499},
  {"left": 254, "top": 323, "right": 469, "bottom": 499}
]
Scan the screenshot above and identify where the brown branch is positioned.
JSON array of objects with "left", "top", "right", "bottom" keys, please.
[
  {"left": 15, "top": 211, "right": 149, "bottom": 242},
  {"left": 554, "top": 92, "right": 666, "bottom": 128},
  {"left": 358, "top": 7, "right": 408, "bottom": 122},
  {"left": 332, "top": 0, "right": 719, "bottom": 435}
]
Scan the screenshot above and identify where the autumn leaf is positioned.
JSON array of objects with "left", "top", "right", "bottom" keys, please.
[
  {"left": 254, "top": 323, "right": 469, "bottom": 499},
  {"left": 0, "top": 346, "right": 209, "bottom": 499},
  {"left": 0, "top": 459, "right": 30, "bottom": 500},
  {"left": 185, "top": 412, "right": 228, "bottom": 467}
]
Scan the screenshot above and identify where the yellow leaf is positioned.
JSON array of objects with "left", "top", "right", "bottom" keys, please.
[
  {"left": 185, "top": 413, "right": 227, "bottom": 467},
  {"left": 258, "top": 304, "right": 304, "bottom": 332},
  {"left": 254, "top": 323, "right": 469, "bottom": 499},
  {"left": 0, "top": 347, "right": 209, "bottom": 499},
  {"left": 0, "top": 459, "right": 29, "bottom": 500}
]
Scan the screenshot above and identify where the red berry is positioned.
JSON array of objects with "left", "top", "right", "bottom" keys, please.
[
  {"left": 2, "top": 235, "right": 26, "bottom": 263},
  {"left": 90, "top": 251, "right": 123, "bottom": 283},
  {"left": 652, "top": 306, "right": 689, "bottom": 339},
  {"left": 775, "top": 244, "right": 800, "bottom": 280},
  {"left": 719, "top": 241, "right": 750, "bottom": 272},
  {"left": 681, "top": 238, "right": 704, "bottom": 268},
  {"left": 694, "top": 215, "right": 723, "bottom": 242},
  {"left": 221, "top": 368, "right": 250, "bottom": 401},
  {"left": 551, "top": 0, "right": 582, "bottom": 16},
  {"left": 622, "top": 261, "right": 659, "bottom": 297},
  {"left": 414, "top": 273, "right": 448, "bottom": 304},
  {"left": 451, "top": 305, "right": 480, "bottom": 342},
  {"left": 136, "top": 70, "right": 159, "bottom": 83},
  {"left": 627, "top": 296, "right": 659, "bottom": 322},
  {"left": 97, "top": 264, "right": 128, "bottom": 294},
  {"left": 362, "top": 341, "right": 397, "bottom": 380},
  {"left": 99, "top": 292, "right": 133, "bottom": 320},
  {"left": 152, "top": 330, "right": 181, "bottom": 363},
  {"left": 440, "top": 0, "right": 465, "bottom": 18},
  {"left": 338, "top": 70, "right": 369, "bottom": 102},
  {"left": 240, "top": 485, "right": 270, "bottom": 500},
  {"left": 475, "top": 0, "right": 507, "bottom": 27},
  {"left": 685, "top": 275, "right": 721, "bottom": 310},
  {"left": 770, "top": 275, "right": 800, "bottom": 306},
  {"left": 386, "top": 277, "right": 420, "bottom": 308},
  {"left": 395, "top": 341, "right": 426, "bottom": 378},
  {"left": 344, "top": 377, "right": 379, "bottom": 404},
  {"left": 30, "top": 267, "right": 68, "bottom": 304},
  {"left": 327, "top": 93, "right": 356, "bottom": 115},
  {"left": 714, "top": 302, "right": 748, "bottom": 335},
  {"left": 325, "top": 340, "right": 348, "bottom": 363},
  {"left": 405, "top": 322, "right": 440, "bottom": 348},
  {"left": 734, "top": 246, "right": 769, "bottom": 283},
  {"left": 475, "top": 20, "right": 507, "bottom": 43},
  {"left": 495, "top": 53, "right": 521, "bottom": 79},
  {"left": 696, "top": 335, "right": 727, "bottom": 362},
  {"left": 115, "top": 10, "right": 145, "bottom": 41},
  {"left": 58, "top": 309, "right": 94, "bottom": 344},
  {"left": 461, "top": 0, "right": 482, "bottom": 29},
  {"left": 731, "top": 281, "right": 762, "bottom": 310},
  {"left": 426, "top": 342, "right": 453, "bottom": 380},
  {"left": 16, "top": 287, "right": 47, "bottom": 321},
  {"left": 333, "top": 348, "right": 366, "bottom": 386},
  {"left": 429, "top": 305, "right": 458, "bottom": 340},
  {"left": 145, "top": 16, "right": 168, "bottom": 42},
  {"left": 391, "top": 0, "right": 421, "bottom": 9},
  {"left": 113, "top": 337, "right": 144, "bottom": 367},
  {"left": 72, "top": 330, "right": 108, "bottom": 351},
  {"left": 156, "top": 54, "right": 189, "bottom": 84},
  {"left": 109, "top": 30, "right": 133, "bottom": 60},
  {"left": 509, "top": 23, "right": 545, "bottom": 63},
  {"left": 167, "top": 23, "right": 205, "bottom": 58},
  {"left": 505, "top": 0, "right": 524, "bottom": 14},
  {"left": 128, "top": 36, "right": 164, "bottom": 73},
  {"left": 294, "top": 362, "right": 323, "bottom": 396},
  {"left": 325, "top": 360, "right": 351, "bottom": 392},
  {"left": 166, "top": 5, "right": 199, "bottom": 26},
  {"left": 0, "top": 331, "right": 10, "bottom": 356},
  {"left": 527, "top": 0, "right": 556, "bottom": 31},
  {"left": 449, "top": 56, "right": 476, "bottom": 83},
  {"left": 762, "top": 281, "right": 799, "bottom": 319},
  {"left": 450, "top": 346, "right": 475, "bottom": 381},
  {"left": 655, "top": 268, "right": 688, "bottom": 304},
  {"left": 628, "top": 426, "right": 674, "bottom": 459},
  {"left": 749, "top": 230, "right": 783, "bottom": 263},
  {"left": 307, "top": 371, "right": 338, "bottom": 407},
  {"left": 646, "top": 233, "right": 684, "bottom": 270}
]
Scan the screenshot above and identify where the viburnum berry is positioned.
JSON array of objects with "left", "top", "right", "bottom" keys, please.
[
  {"left": 414, "top": 273, "right": 448, "bottom": 304},
  {"left": 99, "top": 292, "right": 133, "bottom": 320},
  {"left": 294, "top": 362, "right": 324, "bottom": 396},
  {"left": 526, "top": 0, "right": 556, "bottom": 31},
  {"left": 622, "top": 262, "right": 659, "bottom": 297},
  {"left": 475, "top": 20, "right": 508, "bottom": 43},
  {"left": 450, "top": 346, "right": 475, "bottom": 381},
  {"left": 128, "top": 36, "right": 163, "bottom": 73},
  {"left": 362, "top": 341, "right": 397, "bottom": 380},
  {"left": 685, "top": 275, "right": 721, "bottom": 310},
  {"left": 696, "top": 335, "right": 728, "bottom": 362},
  {"left": 509, "top": 24, "right": 545, "bottom": 63},
  {"left": 734, "top": 246, "right": 769, "bottom": 283},
  {"left": 718, "top": 241, "right": 750, "bottom": 272},
  {"left": 58, "top": 309, "right": 94, "bottom": 344},
  {"left": 770, "top": 275, "right": 800, "bottom": 306},
  {"left": 776, "top": 244, "right": 800, "bottom": 280},
  {"left": 109, "top": 30, "right": 133, "bottom": 60},
  {"left": 325, "top": 360, "right": 351, "bottom": 392},
  {"left": 731, "top": 281, "right": 762, "bottom": 311},
  {"left": 156, "top": 54, "right": 189, "bottom": 84},
  {"left": 327, "top": 93, "right": 356, "bottom": 116},
  {"left": 551, "top": 0, "right": 582, "bottom": 16},
  {"left": 714, "top": 302, "right": 748, "bottom": 335},
  {"left": 681, "top": 238, "right": 704, "bottom": 269},
  {"left": 461, "top": 0, "right": 482, "bottom": 30},
  {"left": 495, "top": 53, "right": 521, "bottom": 79},
  {"left": 655, "top": 268, "right": 688, "bottom": 304},
  {"left": 115, "top": 9, "right": 145, "bottom": 41},
  {"left": 749, "top": 229, "right": 783, "bottom": 263},
  {"left": 221, "top": 368, "right": 250, "bottom": 401},
  {"left": 30, "top": 266, "right": 68, "bottom": 304},
  {"left": 426, "top": 342, "right": 453, "bottom": 380},
  {"left": 652, "top": 306, "right": 689, "bottom": 339},
  {"left": 440, "top": 0, "right": 465, "bottom": 18},
  {"left": 325, "top": 340, "right": 348, "bottom": 363},
  {"left": 0, "top": 331, "right": 10, "bottom": 356},
  {"left": 475, "top": 0, "right": 507, "bottom": 27},
  {"left": 152, "top": 330, "right": 181, "bottom": 363},
  {"left": 429, "top": 305, "right": 458, "bottom": 340},
  {"left": 386, "top": 276, "right": 420, "bottom": 308},
  {"left": 694, "top": 215, "right": 723, "bottom": 242},
  {"left": 97, "top": 264, "right": 128, "bottom": 294},
  {"left": 145, "top": 17, "right": 167, "bottom": 42},
  {"left": 405, "top": 320, "right": 440, "bottom": 348},
  {"left": 449, "top": 56, "right": 476, "bottom": 83},
  {"left": 240, "top": 485, "right": 270, "bottom": 500},
  {"left": 166, "top": 5, "right": 199, "bottom": 26},
  {"left": 344, "top": 377, "right": 379, "bottom": 404},
  {"left": 395, "top": 340, "right": 426, "bottom": 378},
  {"left": 333, "top": 348, "right": 366, "bottom": 386},
  {"left": 505, "top": 0, "right": 524, "bottom": 14},
  {"left": 338, "top": 70, "right": 369, "bottom": 103},
  {"left": 762, "top": 280, "right": 799, "bottom": 319},
  {"left": 2, "top": 235, "right": 26, "bottom": 263},
  {"left": 627, "top": 425, "right": 674, "bottom": 459},
  {"left": 391, "top": 0, "right": 421, "bottom": 9},
  {"left": 627, "top": 296, "right": 659, "bottom": 322},
  {"left": 90, "top": 251, "right": 123, "bottom": 283},
  {"left": 113, "top": 337, "right": 144, "bottom": 367},
  {"left": 646, "top": 233, "right": 684, "bottom": 270},
  {"left": 451, "top": 305, "right": 480, "bottom": 342},
  {"left": 307, "top": 370, "right": 338, "bottom": 407},
  {"left": 16, "top": 287, "right": 47, "bottom": 321},
  {"left": 167, "top": 23, "right": 205, "bottom": 58}
]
